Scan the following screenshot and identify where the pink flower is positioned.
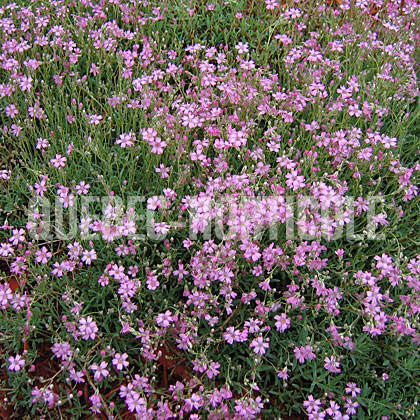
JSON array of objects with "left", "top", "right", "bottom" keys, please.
[
  {"left": 89, "top": 394, "right": 102, "bottom": 414},
  {"left": 5, "top": 104, "right": 18, "bottom": 118},
  {"left": 115, "top": 131, "right": 136, "bottom": 148},
  {"left": 79, "top": 316, "right": 98, "bottom": 340},
  {"left": 188, "top": 393, "right": 204, "bottom": 410},
  {"left": 0, "top": 170, "right": 11, "bottom": 180},
  {"left": 335, "top": 249, "right": 345, "bottom": 259},
  {"left": 125, "top": 391, "right": 146, "bottom": 413},
  {"left": 244, "top": 318, "right": 261, "bottom": 334},
  {"left": 206, "top": 361, "right": 220, "bottom": 379},
  {"left": 146, "top": 273, "right": 160, "bottom": 290},
  {"left": 36, "top": 138, "right": 49, "bottom": 149},
  {"left": 34, "top": 176, "right": 48, "bottom": 196},
  {"left": 344, "top": 398, "right": 359, "bottom": 415},
  {"left": 250, "top": 336, "right": 270, "bottom": 355},
  {"left": 235, "top": 42, "right": 249, "bottom": 54},
  {"left": 345, "top": 382, "right": 361, "bottom": 397},
  {"left": 52, "top": 342, "right": 73, "bottom": 360},
  {"left": 8, "top": 354, "right": 25, "bottom": 371},
  {"left": 148, "top": 137, "right": 167, "bottom": 154},
  {"left": 81, "top": 249, "right": 97, "bottom": 265},
  {"left": 155, "top": 164, "right": 170, "bottom": 179},
  {"left": 285, "top": 170, "right": 306, "bottom": 191},
  {"left": 0, "top": 244, "right": 13, "bottom": 257},
  {"left": 277, "top": 367, "right": 289, "bottom": 380},
  {"left": 294, "top": 345, "right": 316, "bottom": 363},
  {"left": 274, "top": 313, "right": 290, "bottom": 332},
  {"left": 154, "top": 222, "right": 170, "bottom": 234},
  {"left": 265, "top": 0, "right": 280, "bottom": 10},
  {"left": 304, "top": 395, "right": 322, "bottom": 414},
  {"left": 69, "top": 368, "right": 85, "bottom": 383},
  {"left": 223, "top": 327, "right": 242, "bottom": 344},
  {"left": 141, "top": 127, "right": 158, "bottom": 142},
  {"left": 88, "top": 114, "right": 103, "bottom": 125},
  {"left": 75, "top": 181, "right": 90, "bottom": 195},
  {"left": 9, "top": 228, "right": 25, "bottom": 245},
  {"left": 324, "top": 355, "right": 341, "bottom": 373},
  {"left": 156, "top": 310, "right": 174, "bottom": 328},
  {"left": 240, "top": 240, "right": 261, "bottom": 261},
  {"left": 90, "top": 361, "right": 109, "bottom": 381},
  {"left": 112, "top": 353, "right": 129, "bottom": 371},
  {"left": 302, "top": 345, "right": 316, "bottom": 360},
  {"left": 372, "top": 213, "right": 389, "bottom": 226},
  {"left": 19, "top": 75, "right": 33, "bottom": 91},
  {"left": 90, "top": 63, "right": 99, "bottom": 76},
  {"left": 50, "top": 154, "right": 67, "bottom": 168},
  {"left": 326, "top": 401, "right": 341, "bottom": 418},
  {"left": 294, "top": 346, "right": 306, "bottom": 363},
  {"left": 173, "top": 264, "right": 189, "bottom": 280}
]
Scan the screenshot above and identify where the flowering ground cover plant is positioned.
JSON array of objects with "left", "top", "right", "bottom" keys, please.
[{"left": 0, "top": 0, "right": 420, "bottom": 419}]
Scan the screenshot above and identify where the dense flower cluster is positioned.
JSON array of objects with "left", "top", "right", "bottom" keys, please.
[{"left": 0, "top": 0, "right": 419, "bottom": 419}]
